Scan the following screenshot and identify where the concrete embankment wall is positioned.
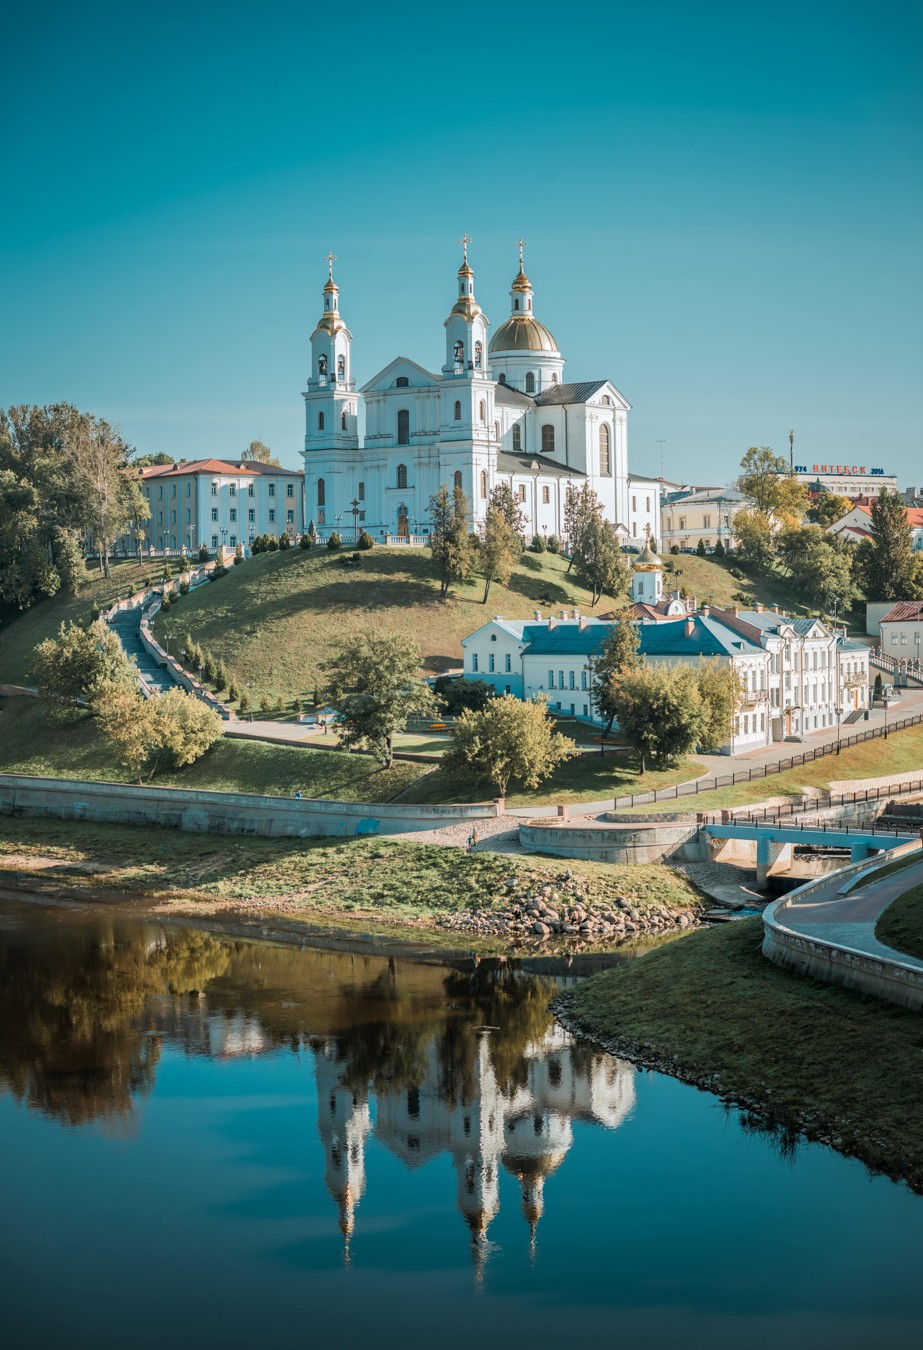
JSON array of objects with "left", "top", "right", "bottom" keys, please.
[
  {"left": 518, "top": 820, "right": 700, "bottom": 864},
  {"left": 762, "top": 841, "right": 923, "bottom": 1011},
  {"left": 0, "top": 774, "right": 499, "bottom": 840}
]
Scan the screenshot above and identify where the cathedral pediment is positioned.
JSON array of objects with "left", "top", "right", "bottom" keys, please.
[{"left": 360, "top": 356, "right": 440, "bottom": 394}]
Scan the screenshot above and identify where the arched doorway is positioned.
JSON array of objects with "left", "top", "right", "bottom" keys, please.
[{"left": 397, "top": 504, "right": 409, "bottom": 539}]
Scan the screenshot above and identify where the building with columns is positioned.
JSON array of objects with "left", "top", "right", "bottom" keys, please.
[{"left": 301, "top": 243, "right": 634, "bottom": 543}]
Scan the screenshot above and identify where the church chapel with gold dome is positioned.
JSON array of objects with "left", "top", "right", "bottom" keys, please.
[{"left": 301, "top": 241, "right": 644, "bottom": 543}]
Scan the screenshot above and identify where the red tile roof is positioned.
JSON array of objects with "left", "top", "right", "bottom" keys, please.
[
  {"left": 880, "top": 602, "right": 923, "bottom": 624},
  {"left": 131, "top": 458, "right": 302, "bottom": 479}
]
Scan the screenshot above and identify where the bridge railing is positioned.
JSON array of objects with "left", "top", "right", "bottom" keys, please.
[
  {"left": 611, "top": 708, "right": 923, "bottom": 811},
  {"left": 703, "top": 817, "right": 920, "bottom": 838},
  {"left": 698, "top": 775, "right": 923, "bottom": 827}
]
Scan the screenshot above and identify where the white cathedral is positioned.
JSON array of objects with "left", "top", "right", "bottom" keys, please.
[{"left": 301, "top": 241, "right": 651, "bottom": 544}]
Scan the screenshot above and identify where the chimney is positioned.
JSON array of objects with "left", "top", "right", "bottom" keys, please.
[
  {"left": 571, "top": 608, "right": 580, "bottom": 620},
  {"left": 578, "top": 617, "right": 587, "bottom": 631},
  {"left": 728, "top": 605, "right": 739, "bottom": 617},
  {"left": 771, "top": 603, "right": 781, "bottom": 613},
  {"left": 548, "top": 617, "right": 556, "bottom": 630},
  {"left": 560, "top": 610, "right": 567, "bottom": 620},
  {"left": 701, "top": 604, "right": 710, "bottom": 617},
  {"left": 754, "top": 603, "right": 764, "bottom": 613},
  {"left": 533, "top": 610, "right": 541, "bottom": 621},
  {"left": 685, "top": 617, "right": 695, "bottom": 638}
]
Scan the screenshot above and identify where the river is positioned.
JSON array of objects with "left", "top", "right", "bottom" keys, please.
[{"left": 0, "top": 898, "right": 920, "bottom": 1349}]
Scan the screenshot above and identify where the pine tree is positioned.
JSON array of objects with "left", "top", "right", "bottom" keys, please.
[{"left": 863, "top": 488, "right": 914, "bottom": 600}]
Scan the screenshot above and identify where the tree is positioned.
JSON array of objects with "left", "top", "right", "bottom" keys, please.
[
  {"left": 478, "top": 505, "right": 520, "bottom": 604},
  {"left": 737, "top": 446, "right": 788, "bottom": 511},
  {"left": 696, "top": 537, "right": 707, "bottom": 557},
  {"left": 860, "top": 488, "right": 914, "bottom": 600},
  {"left": 733, "top": 508, "right": 776, "bottom": 569},
  {"left": 69, "top": 415, "right": 138, "bottom": 578},
  {"left": 428, "top": 483, "right": 474, "bottom": 599},
  {"left": 799, "top": 533, "right": 859, "bottom": 613},
  {"left": 443, "top": 694, "right": 577, "bottom": 796},
  {"left": 563, "top": 483, "right": 602, "bottom": 572},
  {"left": 571, "top": 516, "right": 631, "bottom": 605},
  {"left": 807, "top": 491, "right": 851, "bottom": 528},
  {"left": 93, "top": 684, "right": 223, "bottom": 783},
  {"left": 30, "top": 619, "right": 135, "bottom": 705},
  {"left": 323, "top": 633, "right": 436, "bottom": 769},
  {"left": 488, "top": 481, "right": 527, "bottom": 539},
  {"left": 695, "top": 659, "right": 742, "bottom": 753},
  {"left": 609, "top": 664, "right": 707, "bottom": 773},
  {"left": 132, "top": 452, "right": 175, "bottom": 468},
  {"left": 433, "top": 675, "right": 496, "bottom": 716},
  {"left": 587, "top": 615, "right": 641, "bottom": 735},
  {"left": 242, "top": 440, "right": 281, "bottom": 467}
]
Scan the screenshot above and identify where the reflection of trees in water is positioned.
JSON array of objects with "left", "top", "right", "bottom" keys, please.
[{"left": 0, "top": 920, "right": 230, "bottom": 1128}]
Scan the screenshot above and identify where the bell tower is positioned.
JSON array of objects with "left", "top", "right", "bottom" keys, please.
[{"left": 303, "top": 253, "right": 359, "bottom": 456}]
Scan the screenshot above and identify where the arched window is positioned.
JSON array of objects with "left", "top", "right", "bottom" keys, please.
[
  {"left": 512, "top": 423, "right": 521, "bottom": 453},
  {"left": 317, "top": 478, "right": 325, "bottom": 506},
  {"left": 493, "top": 421, "right": 499, "bottom": 441},
  {"left": 454, "top": 470, "right": 463, "bottom": 490},
  {"left": 498, "top": 372, "right": 506, "bottom": 384},
  {"left": 479, "top": 399, "right": 486, "bottom": 422},
  {"left": 527, "top": 298, "right": 532, "bottom": 310},
  {"left": 599, "top": 423, "right": 611, "bottom": 475},
  {"left": 541, "top": 424, "right": 555, "bottom": 454},
  {"left": 395, "top": 376, "right": 409, "bottom": 387},
  {"left": 551, "top": 373, "right": 559, "bottom": 383},
  {"left": 397, "top": 463, "right": 408, "bottom": 489},
  {"left": 318, "top": 354, "right": 327, "bottom": 376},
  {"left": 337, "top": 355, "right": 345, "bottom": 380},
  {"left": 453, "top": 340, "right": 464, "bottom": 368},
  {"left": 397, "top": 409, "right": 410, "bottom": 445},
  {"left": 525, "top": 372, "right": 535, "bottom": 394},
  {"left": 480, "top": 469, "right": 488, "bottom": 499},
  {"left": 318, "top": 411, "right": 325, "bottom": 430},
  {"left": 341, "top": 408, "right": 347, "bottom": 430},
  {"left": 603, "top": 395, "right": 613, "bottom": 406},
  {"left": 474, "top": 342, "right": 482, "bottom": 369},
  {"left": 454, "top": 400, "right": 461, "bottom": 421},
  {"left": 358, "top": 481, "right": 365, "bottom": 501}
]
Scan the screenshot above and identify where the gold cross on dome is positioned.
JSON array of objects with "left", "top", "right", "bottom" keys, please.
[
  {"left": 458, "top": 233, "right": 472, "bottom": 264},
  {"left": 324, "top": 251, "right": 337, "bottom": 280},
  {"left": 516, "top": 237, "right": 528, "bottom": 268}
]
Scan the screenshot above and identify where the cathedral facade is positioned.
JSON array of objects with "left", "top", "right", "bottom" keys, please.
[{"left": 301, "top": 243, "right": 634, "bottom": 544}]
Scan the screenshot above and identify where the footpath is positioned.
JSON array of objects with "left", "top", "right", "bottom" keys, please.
[{"left": 777, "top": 857, "right": 923, "bottom": 972}]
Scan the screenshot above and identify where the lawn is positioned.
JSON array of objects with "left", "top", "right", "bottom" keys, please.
[
  {"left": 0, "top": 696, "right": 422, "bottom": 802},
  {"left": 0, "top": 815, "right": 705, "bottom": 945},
  {"left": 661, "top": 553, "right": 865, "bottom": 631},
  {"left": 562, "top": 918, "right": 923, "bottom": 1190},
  {"left": 618, "top": 721, "right": 923, "bottom": 815},
  {"left": 0, "top": 557, "right": 153, "bottom": 685},
  {"left": 876, "top": 881, "right": 923, "bottom": 960}
]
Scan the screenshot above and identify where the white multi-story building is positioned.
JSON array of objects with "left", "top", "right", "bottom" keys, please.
[
  {"left": 794, "top": 463, "right": 898, "bottom": 498},
  {"left": 879, "top": 602, "right": 923, "bottom": 665},
  {"left": 301, "top": 245, "right": 636, "bottom": 544},
  {"left": 660, "top": 486, "right": 749, "bottom": 552},
  {"left": 131, "top": 458, "right": 305, "bottom": 554},
  {"left": 626, "top": 473, "right": 662, "bottom": 547}
]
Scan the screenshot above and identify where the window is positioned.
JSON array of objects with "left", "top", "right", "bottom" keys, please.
[
  {"left": 229, "top": 509, "right": 237, "bottom": 523},
  {"left": 494, "top": 420, "right": 499, "bottom": 441},
  {"left": 229, "top": 484, "right": 236, "bottom": 497},
  {"left": 212, "top": 534, "right": 218, "bottom": 549},
  {"left": 248, "top": 484, "right": 254, "bottom": 496},
  {"left": 171, "top": 482, "right": 176, "bottom": 497},
  {"left": 397, "top": 464, "right": 408, "bottom": 489},
  {"left": 358, "top": 481, "right": 365, "bottom": 501},
  {"left": 542, "top": 485, "right": 550, "bottom": 504},
  {"left": 186, "top": 482, "right": 190, "bottom": 496},
  {"left": 268, "top": 508, "right": 276, "bottom": 523},
  {"left": 397, "top": 409, "right": 410, "bottom": 445},
  {"left": 511, "top": 423, "right": 521, "bottom": 452},
  {"left": 229, "top": 534, "right": 237, "bottom": 547},
  {"left": 472, "top": 654, "right": 479, "bottom": 672},
  {"left": 479, "top": 400, "right": 486, "bottom": 422},
  {"left": 569, "top": 671, "right": 575, "bottom": 689},
  {"left": 396, "top": 376, "right": 409, "bottom": 387},
  {"left": 210, "top": 483, "right": 217, "bottom": 496},
  {"left": 454, "top": 470, "right": 463, "bottom": 490},
  {"left": 498, "top": 373, "right": 506, "bottom": 384},
  {"left": 514, "top": 298, "right": 520, "bottom": 310},
  {"left": 488, "top": 654, "right": 495, "bottom": 672},
  {"left": 286, "top": 483, "right": 294, "bottom": 498},
  {"left": 171, "top": 510, "right": 176, "bottom": 523},
  {"left": 525, "top": 372, "right": 535, "bottom": 394},
  {"left": 517, "top": 483, "right": 526, "bottom": 502},
  {"left": 318, "top": 354, "right": 327, "bottom": 376},
  {"left": 341, "top": 409, "right": 347, "bottom": 430},
  {"left": 268, "top": 483, "right": 276, "bottom": 497},
  {"left": 337, "top": 354, "right": 345, "bottom": 380},
  {"left": 287, "top": 509, "right": 294, "bottom": 523},
  {"left": 548, "top": 670, "right": 554, "bottom": 688},
  {"left": 474, "top": 342, "right": 482, "bottom": 369},
  {"left": 211, "top": 508, "right": 218, "bottom": 522},
  {"left": 632, "top": 495, "right": 637, "bottom": 511},
  {"left": 317, "top": 478, "right": 325, "bottom": 506},
  {"left": 581, "top": 670, "right": 587, "bottom": 690},
  {"left": 480, "top": 470, "right": 487, "bottom": 499},
  {"left": 186, "top": 509, "right": 190, "bottom": 522},
  {"left": 558, "top": 670, "right": 565, "bottom": 688},
  {"left": 679, "top": 516, "right": 686, "bottom": 530},
  {"left": 703, "top": 515, "right": 711, "bottom": 529},
  {"left": 453, "top": 340, "right": 464, "bottom": 368},
  {"left": 248, "top": 508, "right": 255, "bottom": 523},
  {"left": 541, "top": 424, "right": 555, "bottom": 454},
  {"left": 600, "top": 424, "right": 611, "bottom": 475},
  {"left": 317, "top": 410, "right": 325, "bottom": 430},
  {"left": 454, "top": 400, "right": 461, "bottom": 421},
  {"left": 504, "top": 653, "right": 511, "bottom": 672}
]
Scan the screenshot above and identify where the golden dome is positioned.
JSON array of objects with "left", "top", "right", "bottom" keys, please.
[
  {"left": 489, "top": 315, "right": 559, "bottom": 354},
  {"left": 633, "top": 539, "right": 662, "bottom": 571},
  {"left": 312, "top": 313, "right": 349, "bottom": 337},
  {"left": 511, "top": 267, "right": 531, "bottom": 292},
  {"left": 323, "top": 277, "right": 338, "bottom": 293}
]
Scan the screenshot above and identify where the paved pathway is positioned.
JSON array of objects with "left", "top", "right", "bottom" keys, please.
[
  {"left": 777, "top": 856, "right": 923, "bottom": 970},
  {"left": 108, "top": 606, "right": 178, "bottom": 695}
]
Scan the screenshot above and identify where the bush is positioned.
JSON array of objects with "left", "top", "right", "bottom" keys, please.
[
  {"left": 530, "top": 534, "right": 546, "bottom": 553},
  {"left": 234, "top": 543, "right": 244, "bottom": 565},
  {"left": 276, "top": 695, "right": 285, "bottom": 712},
  {"left": 251, "top": 536, "right": 262, "bottom": 555},
  {"left": 546, "top": 535, "right": 560, "bottom": 554},
  {"left": 260, "top": 694, "right": 272, "bottom": 714},
  {"left": 143, "top": 575, "right": 154, "bottom": 589},
  {"left": 696, "top": 538, "right": 707, "bottom": 556},
  {"left": 90, "top": 606, "right": 101, "bottom": 621},
  {"left": 313, "top": 686, "right": 321, "bottom": 707},
  {"left": 300, "top": 532, "right": 314, "bottom": 550},
  {"left": 198, "top": 544, "right": 209, "bottom": 562},
  {"left": 729, "top": 566, "right": 745, "bottom": 580},
  {"left": 434, "top": 675, "right": 496, "bottom": 716},
  {"left": 215, "top": 661, "right": 229, "bottom": 693},
  {"left": 713, "top": 539, "right": 726, "bottom": 557},
  {"left": 160, "top": 592, "right": 172, "bottom": 611},
  {"left": 267, "top": 535, "right": 279, "bottom": 552},
  {"left": 179, "top": 579, "right": 190, "bottom": 595},
  {"left": 670, "top": 545, "right": 680, "bottom": 555},
  {"left": 293, "top": 696, "right": 303, "bottom": 713},
  {"left": 209, "top": 561, "right": 229, "bottom": 580},
  {"left": 162, "top": 560, "right": 173, "bottom": 580},
  {"left": 202, "top": 652, "right": 217, "bottom": 683},
  {"left": 327, "top": 532, "right": 342, "bottom": 551},
  {"left": 227, "top": 683, "right": 239, "bottom": 703},
  {"left": 357, "top": 530, "right": 374, "bottom": 550},
  {"left": 279, "top": 532, "right": 290, "bottom": 550},
  {"left": 238, "top": 691, "right": 251, "bottom": 714}
]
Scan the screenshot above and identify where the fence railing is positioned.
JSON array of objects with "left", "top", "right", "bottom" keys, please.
[
  {"left": 611, "top": 708, "right": 923, "bottom": 811},
  {"left": 700, "top": 776, "right": 923, "bottom": 827},
  {"left": 704, "top": 814, "right": 921, "bottom": 838}
]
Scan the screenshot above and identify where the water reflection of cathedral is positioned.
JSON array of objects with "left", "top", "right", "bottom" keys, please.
[{"left": 313, "top": 1025, "right": 634, "bottom": 1268}]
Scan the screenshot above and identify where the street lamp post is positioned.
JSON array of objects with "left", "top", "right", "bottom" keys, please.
[
  {"left": 163, "top": 629, "right": 171, "bottom": 656},
  {"left": 350, "top": 498, "right": 360, "bottom": 544}
]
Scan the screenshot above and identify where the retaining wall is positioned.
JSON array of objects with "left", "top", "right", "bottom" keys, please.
[
  {"left": 518, "top": 819, "right": 699, "bottom": 863},
  {"left": 761, "top": 840, "right": 923, "bottom": 1011},
  {"left": 0, "top": 774, "right": 499, "bottom": 840}
]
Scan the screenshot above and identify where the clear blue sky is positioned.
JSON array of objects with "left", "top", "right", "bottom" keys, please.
[{"left": 2, "top": 0, "right": 920, "bottom": 484}]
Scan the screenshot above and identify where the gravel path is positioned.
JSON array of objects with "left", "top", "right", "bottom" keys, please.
[{"left": 380, "top": 814, "right": 526, "bottom": 854}]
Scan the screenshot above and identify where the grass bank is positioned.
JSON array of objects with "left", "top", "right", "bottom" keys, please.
[
  {"left": 0, "top": 697, "right": 420, "bottom": 802},
  {"left": 558, "top": 919, "right": 923, "bottom": 1190},
  {"left": 876, "top": 882, "right": 923, "bottom": 960},
  {"left": 0, "top": 815, "right": 705, "bottom": 952}
]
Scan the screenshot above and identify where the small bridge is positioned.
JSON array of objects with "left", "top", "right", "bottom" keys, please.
[{"left": 702, "top": 820, "right": 918, "bottom": 886}]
